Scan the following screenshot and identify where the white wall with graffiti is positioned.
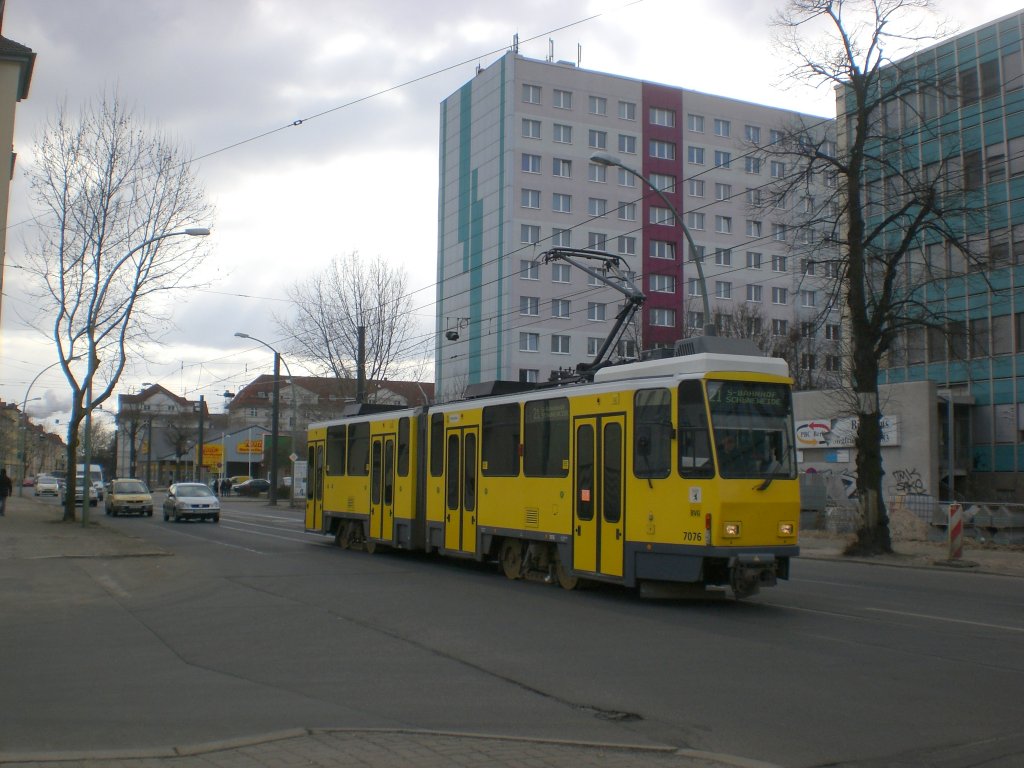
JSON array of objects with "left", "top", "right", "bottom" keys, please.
[{"left": 793, "top": 380, "right": 940, "bottom": 505}]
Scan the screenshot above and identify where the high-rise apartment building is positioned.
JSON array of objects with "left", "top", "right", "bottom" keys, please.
[
  {"left": 861, "top": 11, "right": 1024, "bottom": 497},
  {"left": 436, "top": 50, "right": 836, "bottom": 400}
]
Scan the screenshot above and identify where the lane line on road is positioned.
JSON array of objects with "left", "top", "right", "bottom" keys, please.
[
  {"left": 865, "top": 607, "right": 1024, "bottom": 633},
  {"left": 158, "top": 525, "right": 265, "bottom": 554}
]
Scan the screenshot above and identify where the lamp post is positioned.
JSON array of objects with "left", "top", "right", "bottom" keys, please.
[
  {"left": 234, "top": 332, "right": 298, "bottom": 506},
  {"left": 590, "top": 152, "right": 716, "bottom": 337},
  {"left": 19, "top": 358, "right": 79, "bottom": 496}
]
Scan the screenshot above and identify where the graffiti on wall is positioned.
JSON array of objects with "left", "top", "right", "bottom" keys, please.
[{"left": 891, "top": 467, "right": 926, "bottom": 495}]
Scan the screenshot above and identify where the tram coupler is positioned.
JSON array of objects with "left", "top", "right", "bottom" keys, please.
[{"left": 729, "top": 553, "right": 778, "bottom": 598}]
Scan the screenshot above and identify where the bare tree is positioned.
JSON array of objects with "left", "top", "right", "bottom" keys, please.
[
  {"left": 277, "top": 252, "right": 426, "bottom": 391},
  {"left": 771, "top": 0, "right": 982, "bottom": 554},
  {"left": 22, "top": 91, "right": 213, "bottom": 520}
]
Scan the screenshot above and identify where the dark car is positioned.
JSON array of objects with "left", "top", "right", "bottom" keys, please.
[{"left": 232, "top": 478, "right": 271, "bottom": 496}]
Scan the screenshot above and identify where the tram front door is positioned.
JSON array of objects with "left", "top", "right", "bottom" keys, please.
[
  {"left": 444, "top": 426, "right": 478, "bottom": 554},
  {"left": 369, "top": 434, "right": 396, "bottom": 544},
  {"left": 305, "top": 440, "right": 324, "bottom": 532},
  {"left": 573, "top": 414, "right": 625, "bottom": 578}
]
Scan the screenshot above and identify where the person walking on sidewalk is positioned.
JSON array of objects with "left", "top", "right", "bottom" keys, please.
[{"left": 0, "top": 468, "right": 12, "bottom": 515}]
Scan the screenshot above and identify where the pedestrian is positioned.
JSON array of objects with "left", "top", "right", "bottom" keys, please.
[{"left": 0, "top": 468, "right": 13, "bottom": 515}]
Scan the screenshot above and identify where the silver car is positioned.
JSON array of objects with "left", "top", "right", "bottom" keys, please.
[
  {"left": 162, "top": 483, "right": 220, "bottom": 523},
  {"left": 34, "top": 476, "right": 61, "bottom": 496}
]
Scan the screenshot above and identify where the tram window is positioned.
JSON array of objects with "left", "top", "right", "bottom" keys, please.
[
  {"left": 603, "top": 422, "right": 622, "bottom": 523},
  {"left": 397, "top": 417, "right": 410, "bottom": 476},
  {"left": 482, "top": 403, "right": 520, "bottom": 476},
  {"left": 326, "top": 424, "right": 346, "bottom": 476},
  {"left": 430, "top": 413, "right": 444, "bottom": 476},
  {"left": 347, "top": 422, "right": 370, "bottom": 476},
  {"left": 524, "top": 397, "right": 570, "bottom": 477},
  {"left": 633, "top": 388, "right": 671, "bottom": 479},
  {"left": 371, "top": 441, "right": 382, "bottom": 504},
  {"left": 464, "top": 433, "right": 477, "bottom": 512},
  {"left": 307, "top": 445, "right": 316, "bottom": 500},
  {"left": 384, "top": 439, "right": 395, "bottom": 505},
  {"left": 677, "top": 380, "right": 714, "bottom": 478},
  {"left": 575, "top": 424, "right": 595, "bottom": 521},
  {"left": 446, "top": 434, "right": 460, "bottom": 510}
]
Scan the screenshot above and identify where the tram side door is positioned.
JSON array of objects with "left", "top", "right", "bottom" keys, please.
[
  {"left": 369, "top": 434, "right": 396, "bottom": 543},
  {"left": 443, "top": 426, "right": 478, "bottom": 554},
  {"left": 305, "top": 440, "right": 325, "bottom": 532},
  {"left": 573, "top": 415, "right": 625, "bottom": 578}
]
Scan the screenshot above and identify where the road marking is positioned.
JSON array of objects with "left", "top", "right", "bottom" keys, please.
[
  {"left": 159, "top": 525, "right": 265, "bottom": 554},
  {"left": 217, "top": 524, "right": 314, "bottom": 543},
  {"left": 865, "top": 607, "right": 1024, "bottom": 633}
]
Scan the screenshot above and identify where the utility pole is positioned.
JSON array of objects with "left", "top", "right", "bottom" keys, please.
[
  {"left": 356, "top": 325, "right": 366, "bottom": 403},
  {"left": 269, "top": 353, "right": 280, "bottom": 505},
  {"left": 196, "top": 395, "right": 205, "bottom": 484}
]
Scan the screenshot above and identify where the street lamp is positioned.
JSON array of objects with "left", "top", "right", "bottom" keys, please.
[
  {"left": 590, "top": 152, "right": 716, "bottom": 337},
  {"left": 234, "top": 332, "right": 298, "bottom": 506},
  {"left": 18, "top": 358, "right": 81, "bottom": 496}
]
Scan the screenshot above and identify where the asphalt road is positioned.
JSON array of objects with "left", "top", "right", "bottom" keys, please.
[{"left": 3, "top": 495, "right": 1022, "bottom": 767}]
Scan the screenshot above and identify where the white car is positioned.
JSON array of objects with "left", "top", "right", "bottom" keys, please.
[
  {"left": 60, "top": 476, "right": 99, "bottom": 506},
  {"left": 163, "top": 483, "right": 220, "bottom": 523},
  {"left": 34, "top": 476, "right": 61, "bottom": 496}
]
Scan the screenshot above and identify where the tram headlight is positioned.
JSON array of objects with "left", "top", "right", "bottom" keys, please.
[
  {"left": 778, "top": 522, "right": 795, "bottom": 536},
  {"left": 723, "top": 522, "right": 741, "bottom": 537}
]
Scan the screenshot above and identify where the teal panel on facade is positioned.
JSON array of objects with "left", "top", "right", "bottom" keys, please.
[
  {"left": 991, "top": 291, "right": 1012, "bottom": 314},
  {"left": 948, "top": 362, "right": 969, "bottom": 383},
  {"left": 888, "top": 368, "right": 905, "bottom": 384},
  {"left": 993, "top": 445, "right": 1015, "bottom": 472},
  {"left": 927, "top": 363, "right": 948, "bottom": 381},
  {"left": 992, "top": 375, "right": 1014, "bottom": 401},
  {"left": 946, "top": 295, "right": 965, "bottom": 313},
  {"left": 973, "top": 445, "right": 992, "bottom": 472},
  {"left": 983, "top": 113, "right": 1005, "bottom": 145},
  {"left": 977, "top": 27, "right": 999, "bottom": 55},
  {"left": 945, "top": 278, "right": 965, "bottom": 299},
  {"left": 972, "top": 379, "right": 992, "bottom": 403},
  {"left": 970, "top": 360, "right": 992, "bottom": 383},
  {"left": 1017, "top": 356, "right": 1024, "bottom": 378},
  {"left": 906, "top": 365, "right": 926, "bottom": 381}
]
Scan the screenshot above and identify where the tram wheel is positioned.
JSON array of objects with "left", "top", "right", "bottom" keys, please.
[
  {"left": 500, "top": 539, "right": 524, "bottom": 579},
  {"left": 554, "top": 551, "right": 579, "bottom": 590},
  {"left": 335, "top": 523, "right": 349, "bottom": 550},
  {"left": 365, "top": 538, "right": 377, "bottom": 555}
]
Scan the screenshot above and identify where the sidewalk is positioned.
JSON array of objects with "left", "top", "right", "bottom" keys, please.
[{"left": 2, "top": 494, "right": 1021, "bottom": 768}]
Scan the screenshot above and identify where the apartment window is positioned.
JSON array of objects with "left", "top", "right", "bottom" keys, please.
[
  {"left": 772, "top": 254, "right": 787, "bottom": 271},
  {"left": 825, "top": 323, "right": 841, "bottom": 341},
  {"left": 587, "top": 162, "right": 607, "bottom": 183},
  {"left": 800, "top": 353, "right": 816, "bottom": 371},
  {"left": 588, "top": 232, "right": 607, "bottom": 251},
  {"left": 553, "top": 123, "right": 572, "bottom": 143},
  {"left": 650, "top": 173, "right": 676, "bottom": 192},
  {"left": 519, "top": 369, "right": 539, "bottom": 383},
  {"left": 745, "top": 157, "right": 761, "bottom": 174},
  {"left": 687, "top": 179, "right": 704, "bottom": 197},
  {"left": 715, "top": 182, "right": 731, "bottom": 201},
  {"left": 686, "top": 211, "right": 704, "bottom": 230},
  {"left": 687, "top": 146, "right": 705, "bottom": 164},
  {"left": 587, "top": 337, "right": 603, "bottom": 356},
  {"left": 715, "top": 281, "right": 732, "bottom": 299},
  {"left": 772, "top": 318, "right": 788, "bottom": 336},
  {"left": 689, "top": 244, "right": 706, "bottom": 262},
  {"left": 552, "top": 263, "right": 570, "bottom": 283},
  {"left": 714, "top": 150, "right": 732, "bottom": 168},
  {"left": 715, "top": 215, "right": 732, "bottom": 234},
  {"left": 650, "top": 139, "right": 676, "bottom": 160},
  {"left": 746, "top": 220, "right": 762, "bottom": 237},
  {"left": 618, "top": 134, "right": 637, "bottom": 154},
  {"left": 687, "top": 113, "right": 704, "bottom": 132},
  {"left": 519, "top": 333, "right": 539, "bottom": 352},
  {"left": 587, "top": 302, "right": 606, "bottom": 321},
  {"left": 553, "top": 89, "right": 572, "bottom": 109},
  {"left": 651, "top": 207, "right": 676, "bottom": 226},
  {"left": 521, "top": 224, "right": 540, "bottom": 244},
  {"left": 586, "top": 272, "right": 601, "bottom": 287},
  {"left": 649, "top": 274, "right": 676, "bottom": 293},
  {"left": 770, "top": 160, "right": 785, "bottom": 178},
  {"left": 746, "top": 284, "right": 762, "bottom": 302},
  {"left": 618, "top": 202, "right": 637, "bottom": 221},
  {"left": 772, "top": 286, "right": 788, "bottom": 304},
  {"left": 714, "top": 247, "right": 732, "bottom": 266},
  {"left": 802, "top": 258, "right": 816, "bottom": 276},
  {"left": 585, "top": 197, "right": 606, "bottom": 217},
  {"left": 825, "top": 355, "right": 842, "bottom": 372},
  {"left": 772, "top": 223, "right": 787, "bottom": 241},
  {"left": 521, "top": 188, "right": 540, "bottom": 209},
  {"left": 551, "top": 334, "right": 571, "bottom": 354},
  {"left": 617, "top": 167, "right": 636, "bottom": 187},
  {"left": 552, "top": 228, "right": 571, "bottom": 247},
  {"left": 747, "top": 188, "right": 762, "bottom": 206},
  {"left": 746, "top": 251, "right": 762, "bottom": 269},
  {"left": 618, "top": 235, "right": 637, "bottom": 255},
  {"left": 520, "top": 260, "right": 539, "bottom": 280},
  {"left": 747, "top": 317, "right": 763, "bottom": 336},
  {"left": 770, "top": 129, "right": 783, "bottom": 144},
  {"left": 650, "top": 107, "right": 676, "bottom": 127},
  {"left": 589, "top": 95, "right": 607, "bottom": 115},
  {"left": 687, "top": 311, "right": 705, "bottom": 329},
  {"left": 522, "top": 118, "right": 541, "bottom": 139},
  {"left": 588, "top": 129, "right": 607, "bottom": 149},
  {"left": 552, "top": 193, "right": 571, "bottom": 213},
  {"left": 520, "top": 296, "right": 539, "bottom": 316},
  {"left": 522, "top": 84, "right": 541, "bottom": 104},
  {"left": 650, "top": 308, "right": 676, "bottom": 327},
  {"left": 687, "top": 278, "right": 703, "bottom": 296},
  {"left": 713, "top": 118, "right": 730, "bottom": 137},
  {"left": 650, "top": 240, "right": 676, "bottom": 260},
  {"left": 744, "top": 125, "right": 761, "bottom": 143},
  {"left": 522, "top": 153, "right": 541, "bottom": 174},
  {"left": 552, "top": 158, "right": 571, "bottom": 177},
  {"left": 618, "top": 100, "right": 636, "bottom": 120}
]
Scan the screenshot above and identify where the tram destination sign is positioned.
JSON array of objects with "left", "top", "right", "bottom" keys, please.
[{"left": 708, "top": 381, "right": 789, "bottom": 414}]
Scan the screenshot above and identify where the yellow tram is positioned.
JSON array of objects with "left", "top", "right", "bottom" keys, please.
[{"left": 305, "top": 337, "right": 800, "bottom": 599}]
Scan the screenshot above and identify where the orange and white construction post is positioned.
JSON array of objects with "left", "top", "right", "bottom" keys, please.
[{"left": 947, "top": 503, "right": 963, "bottom": 560}]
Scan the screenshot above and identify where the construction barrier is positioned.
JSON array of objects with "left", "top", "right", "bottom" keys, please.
[{"left": 947, "top": 503, "right": 963, "bottom": 560}]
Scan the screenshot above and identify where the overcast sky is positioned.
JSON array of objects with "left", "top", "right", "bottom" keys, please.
[{"left": 1, "top": 0, "right": 1019, "bottom": 432}]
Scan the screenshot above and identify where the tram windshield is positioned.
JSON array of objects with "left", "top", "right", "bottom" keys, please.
[{"left": 705, "top": 380, "right": 796, "bottom": 480}]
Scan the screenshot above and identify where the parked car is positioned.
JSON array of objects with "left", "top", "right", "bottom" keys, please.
[
  {"left": 22, "top": 475, "right": 36, "bottom": 487},
  {"left": 232, "top": 478, "right": 270, "bottom": 496},
  {"left": 34, "top": 475, "right": 60, "bottom": 496},
  {"left": 228, "top": 475, "right": 251, "bottom": 486},
  {"left": 163, "top": 483, "right": 220, "bottom": 523},
  {"left": 60, "top": 476, "right": 98, "bottom": 507},
  {"left": 105, "top": 479, "right": 153, "bottom": 517}
]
